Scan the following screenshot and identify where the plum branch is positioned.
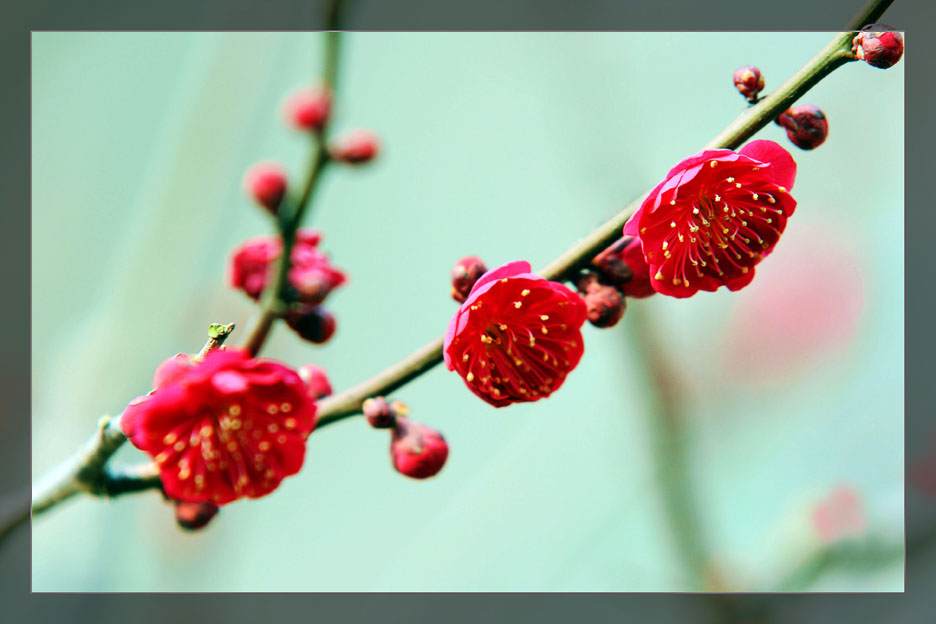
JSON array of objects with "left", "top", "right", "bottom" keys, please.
[{"left": 9, "top": 0, "right": 896, "bottom": 542}]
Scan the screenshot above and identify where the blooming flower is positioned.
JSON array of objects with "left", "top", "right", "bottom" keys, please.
[
  {"left": 390, "top": 418, "right": 449, "bottom": 479},
  {"left": 443, "top": 261, "right": 587, "bottom": 407},
  {"left": 121, "top": 348, "right": 317, "bottom": 505},
  {"left": 228, "top": 228, "right": 346, "bottom": 304},
  {"left": 623, "top": 140, "right": 797, "bottom": 298}
]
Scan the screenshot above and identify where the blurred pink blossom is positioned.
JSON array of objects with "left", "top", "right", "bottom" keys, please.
[
  {"left": 811, "top": 484, "right": 867, "bottom": 543},
  {"left": 721, "top": 223, "right": 865, "bottom": 386}
]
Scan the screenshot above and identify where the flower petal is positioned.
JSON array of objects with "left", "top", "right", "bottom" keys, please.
[
  {"left": 739, "top": 140, "right": 797, "bottom": 190},
  {"left": 468, "top": 260, "right": 532, "bottom": 296}
]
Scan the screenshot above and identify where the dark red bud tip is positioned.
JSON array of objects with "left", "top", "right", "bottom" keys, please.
[
  {"left": 174, "top": 500, "right": 219, "bottom": 531},
  {"left": 298, "top": 363, "right": 332, "bottom": 400},
  {"left": 583, "top": 283, "right": 626, "bottom": 328},
  {"left": 363, "top": 396, "right": 396, "bottom": 429},
  {"left": 285, "top": 305, "right": 336, "bottom": 344},
  {"left": 450, "top": 256, "right": 488, "bottom": 302},
  {"left": 852, "top": 27, "right": 904, "bottom": 69},
  {"left": 592, "top": 243, "right": 634, "bottom": 285},
  {"left": 283, "top": 86, "right": 332, "bottom": 131},
  {"left": 733, "top": 65, "right": 765, "bottom": 103},
  {"left": 243, "top": 162, "right": 288, "bottom": 214},
  {"left": 330, "top": 129, "right": 380, "bottom": 164},
  {"left": 390, "top": 418, "right": 449, "bottom": 479},
  {"left": 776, "top": 105, "right": 828, "bottom": 150}
]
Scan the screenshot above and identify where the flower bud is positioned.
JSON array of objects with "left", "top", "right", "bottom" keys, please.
[
  {"left": 330, "top": 129, "right": 380, "bottom": 164},
  {"left": 390, "top": 418, "right": 448, "bottom": 479},
  {"left": 733, "top": 65, "right": 765, "bottom": 103},
  {"left": 298, "top": 363, "right": 332, "bottom": 400},
  {"left": 776, "top": 105, "right": 828, "bottom": 150},
  {"left": 575, "top": 272, "right": 626, "bottom": 329},
  {"left": 363, "top": 396, "right": 396, "bottom": 429},
  {"left": 283, "top": 86, "right": 332, "bottom": 131},
  {"left": 450, "top": 256, "right": 488, "bottom": 303},
  {"left": 285, "top": 304, "right": 336, "bottom": 344},
  {"left": 852, "top": 27, "right": 904, "bottom": 69},
  {"left": 243, "top": 162, "right": 288, "bottom": 213},
  {"left": 591, "top": 237, "right": 656, "bottom": 299},
  {"left": 174, "top": 500, "right": 219, "bottom": 531},
  {"left": 584, "top": 283, "right": 626, "bottom": 328}
]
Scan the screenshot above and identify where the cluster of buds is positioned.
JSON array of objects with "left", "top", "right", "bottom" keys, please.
[
  {"left": 733, "top": 65, "right": 765, "bottom": 103},
  {"left": 233, "top": 82, "right": 385, "bottom": 351},
  {"left": 364, "top": 397, "right": 449, "bottom": 479},
  {"left": 228, "top": 229, "right": 346, "bottom": 344},
  {"left": 852, "top": 26, "right": 904, "bottom": 69},
  {"left": 776, "top": 105, "right": 829, "bottom": 151}
]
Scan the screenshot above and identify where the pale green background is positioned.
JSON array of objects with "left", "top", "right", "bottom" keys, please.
[{"left": 31, "top": 32, "right": 903, "bottom": 591}]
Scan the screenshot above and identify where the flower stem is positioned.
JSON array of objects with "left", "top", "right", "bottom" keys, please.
[{"left": 316, "top": 1, "right": 892, "bottom": 429}]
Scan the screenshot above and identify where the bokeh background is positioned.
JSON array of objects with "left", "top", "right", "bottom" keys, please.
[{"left": 31, "top": 32, "right": 903, "bottom": 591}]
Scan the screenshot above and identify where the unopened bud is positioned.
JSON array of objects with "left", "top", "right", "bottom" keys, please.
[
  {"left": 390, "top": 418, "right": 449, "bottom": 479},
  {"left": 591, "top": 236, "right": 656, "bottom": 298},
  {"left": 243, "top": 162, "right": 288, "bottom": 214},
  {"left": 776, "top": 105, "right": 828, "bottom": 150},
  {"left": 330, "top": 128, "right": 380, "bottom": 164},
  {"left": 285, "top": 304, "right": 336, "bottom": 344},
  {"left": 733, "top": 65, "right": 765, "bottom": 103},
  {"left": 363, "top": 396, "right": 396, "bottom": 429},
  {"left": 852, "top": 27, "right": 904, "bottom": 69},
  {"left": 450, "top": 256, "right": 488, "bottom": 302},
  {"left": 174, "top": 501, "right": 219, "bottom": 531},
  {"left": 283, "top": 86, "right": 332, "bottom": 131},
  {"left": 584, "top": 283, "right": 626, "bottom": 328}
]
